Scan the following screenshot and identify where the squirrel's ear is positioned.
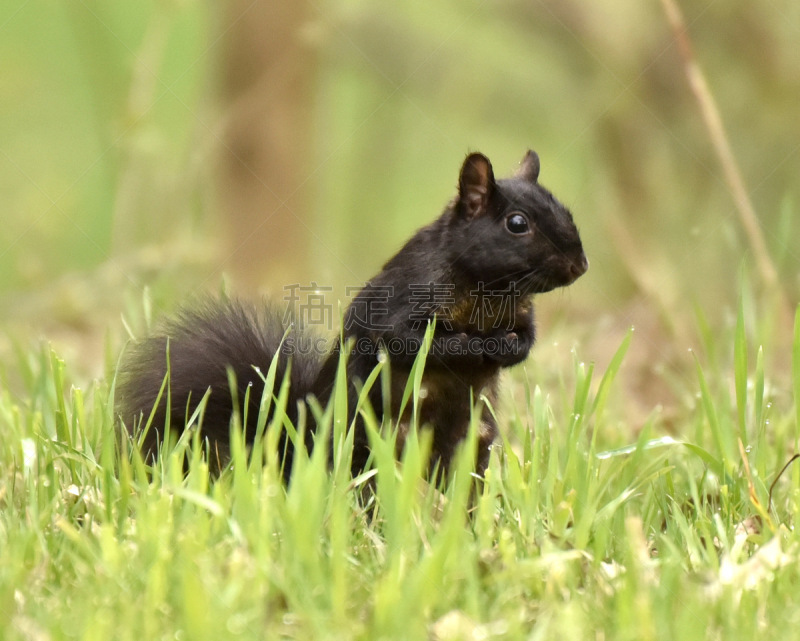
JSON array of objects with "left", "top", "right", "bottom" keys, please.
[
  {"left": 458, "top": 152, "right": 495, "bottom": 218},
  {"left": 515, "top": 150, "right": 540, "bottom": 183}
]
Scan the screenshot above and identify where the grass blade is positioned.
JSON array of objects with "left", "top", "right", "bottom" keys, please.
[{"left": 734, "top": 299, "right": 748, "bottom": 446}]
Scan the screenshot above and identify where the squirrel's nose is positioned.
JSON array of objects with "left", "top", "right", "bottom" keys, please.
[{"left": 569, "top": 252, "right": 588, "bottom": 279}]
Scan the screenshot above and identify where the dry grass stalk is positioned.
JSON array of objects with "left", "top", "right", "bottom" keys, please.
[{"left": 659, "top": 0, "right": 783, "bottom": 300}]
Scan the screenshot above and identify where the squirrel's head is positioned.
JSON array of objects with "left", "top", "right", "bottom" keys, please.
[{"left": 449, "top": 150, "right": 588, "bottom": 295}]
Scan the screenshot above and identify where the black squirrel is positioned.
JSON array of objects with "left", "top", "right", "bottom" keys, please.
[{"left": 118, "top": 150, "right": 587, "bottom": 481}]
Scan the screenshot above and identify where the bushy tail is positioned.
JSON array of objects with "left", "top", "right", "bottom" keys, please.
[{"left": 117, "top": 298, "right": 324, "bottom": 471}]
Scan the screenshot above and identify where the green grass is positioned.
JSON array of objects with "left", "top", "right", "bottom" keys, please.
[{"left": 2, "top": 303, "right": 800, "bottom": 640}]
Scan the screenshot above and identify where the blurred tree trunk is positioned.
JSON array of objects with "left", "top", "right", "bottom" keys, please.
[{"left": 219, "top": 0, "right": 315, "bottom": 292}]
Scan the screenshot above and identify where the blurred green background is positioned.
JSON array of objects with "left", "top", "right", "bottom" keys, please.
[{"left": 1, "top": 0, "right": 798, "bottom": 394}]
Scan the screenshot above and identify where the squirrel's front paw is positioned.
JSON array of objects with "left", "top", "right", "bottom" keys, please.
[
  {"left": 484, "top": 329, "right": 533, "bottom": 367},
  {"left": 430, "top": 331, "right": 485, "bottom": 365}
]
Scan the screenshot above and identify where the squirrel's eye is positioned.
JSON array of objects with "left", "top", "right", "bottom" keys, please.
[{"left": 505, "top": 213, "right": 530, "bottom": 235}]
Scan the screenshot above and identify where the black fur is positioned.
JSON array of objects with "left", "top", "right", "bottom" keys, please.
[
  {"left": 118, "top": 150, "right": 587, "bottom": 480},
  {"left": 118, "top": 300, "right": 322, "bottom": 477}
]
